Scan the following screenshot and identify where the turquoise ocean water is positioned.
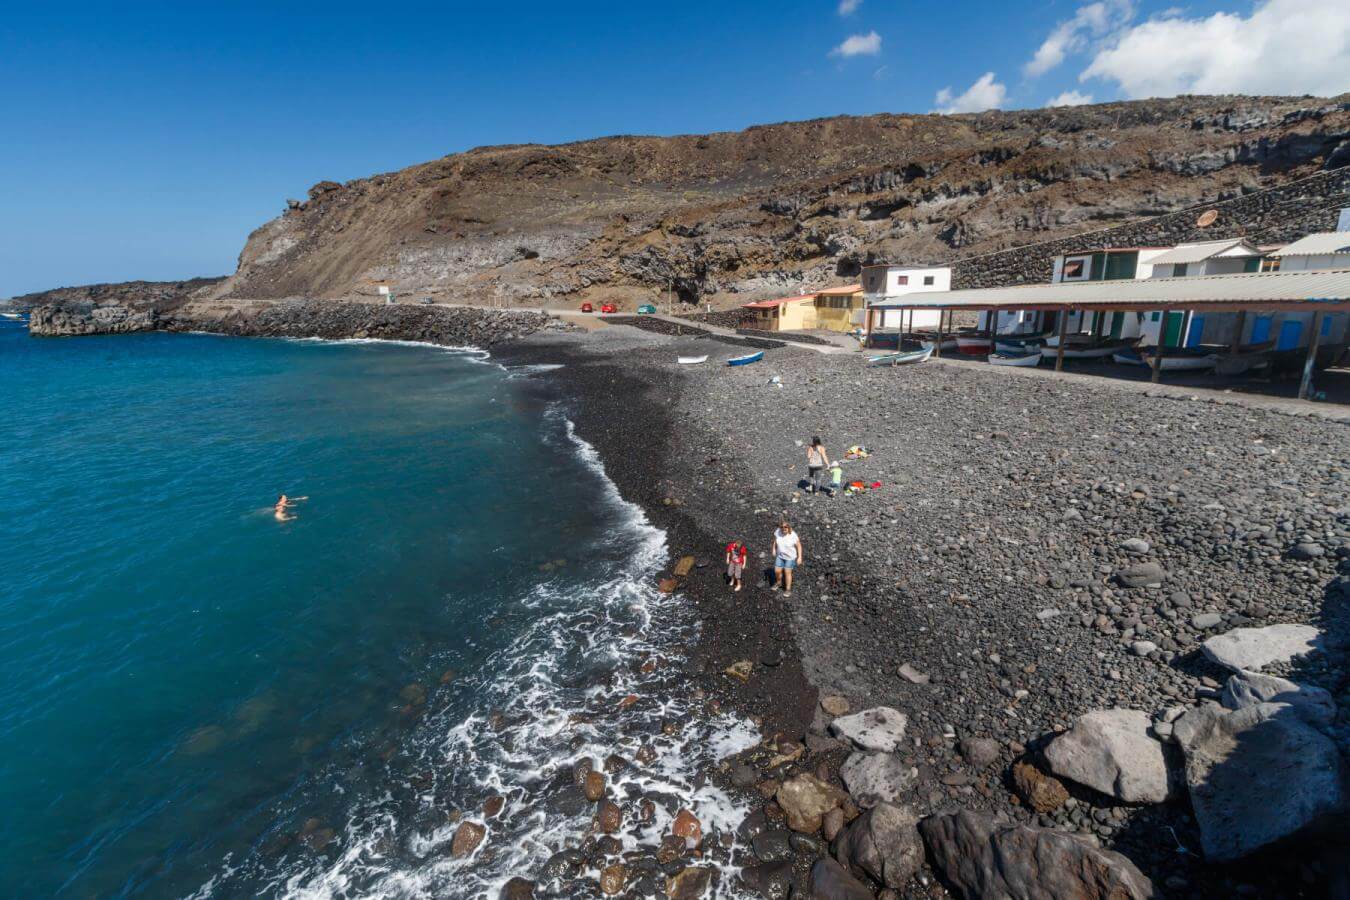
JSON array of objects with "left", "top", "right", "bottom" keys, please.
[{"left": 0, "top": 321, "right": 755, "bottom": 898}]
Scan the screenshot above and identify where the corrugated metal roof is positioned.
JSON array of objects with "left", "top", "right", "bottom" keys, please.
[
  {"left": 1145, "top": 239, "right": 1257, "bottom": 266},
  {"left": 1272, "top": 232, "right": 1350, "bottom": 256},
  {"left": 817, "top": 283, "right": 862, "bottom": 295},
  {"left": 742, "top": 294, "right": 815, "bottom": 309},
  {"left": 870, "top": 268, "right": 1350, "bottom": 311}
]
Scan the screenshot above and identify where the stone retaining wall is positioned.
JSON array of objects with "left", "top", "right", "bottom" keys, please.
[{"left": 953, "top": 167, "right": 1350, "bottom": 289}]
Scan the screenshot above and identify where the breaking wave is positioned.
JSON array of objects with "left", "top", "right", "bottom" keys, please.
[{"left": 193, "top": 406, "right": 758, "bottom": 899}]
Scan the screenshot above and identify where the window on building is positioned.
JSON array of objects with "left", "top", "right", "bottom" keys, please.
[
  {"left": 1260, "top": 258, "right": 1281, "bottom": 272},
  {"left": 1172, "top": 263, "right": 1189, "bottom": 277},
  {"left": 1061, "top": 257, "right": 1088, "bottom": 280},
  {"left": 923, "top": 275, "right": 935, "bottom": 285},
  {"left": 896, "top": 275, "right": 909, "bottom": 286}
]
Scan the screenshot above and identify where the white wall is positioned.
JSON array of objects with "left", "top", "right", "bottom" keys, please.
[
  {"left": 1279, "top": 254, "right": 1350, "bottom": 272},
  {"left": 878, "top": 309, "right": 942, "bottom": 329}
]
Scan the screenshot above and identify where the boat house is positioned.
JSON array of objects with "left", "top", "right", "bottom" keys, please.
[{"left": 868, "top": 266, "right": 1350, "bottom": 398}]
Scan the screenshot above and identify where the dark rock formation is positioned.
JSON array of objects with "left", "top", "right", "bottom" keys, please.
[{"left": 919, "top": 809, "right": 1156, "bottom": 899}]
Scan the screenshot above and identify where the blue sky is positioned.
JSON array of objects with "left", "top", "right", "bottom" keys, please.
[{"left": 2, "top": 0, "right": 1346, "bottom": 297}]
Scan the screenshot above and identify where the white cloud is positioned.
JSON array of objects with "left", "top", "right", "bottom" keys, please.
[
  {"left": 838, "top": 0, "right": 862, "bottom": 15},
  {"left": 1025, "top": 0, "right": 1135, "bottom": 78},
  {"left": 1047, "top": 89, "right": 1095, "bottom": 106},
  {"left": 934, "top": 72, "right": 1008, "bottom": 114},
  {"left": 831, "top": 30, "right": 881, "bottom": 57},
  {"left": 1082, "top": 0, "right": 1350, "bottom": 98}
]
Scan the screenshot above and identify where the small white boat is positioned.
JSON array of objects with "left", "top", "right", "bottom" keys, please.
[
  {"left": 994, "top": 335, "right": 1047, "bottom": 354},
  {"left": 1040, "top": 336, "right": 1129, "bottom": 359},
  {"left": 677, "top": 355, "right": 708, "bottom": 365},
  {"left": 988, "top": 351, "right": 1041, "bottom": 367},
  {"left": 868, "top": 346, "right": 933, "bottom": 367},
  {"left": 726, "top": 351, "right": 764, "bottom": 367},
  {"left": 1136, "top": 348, "right": 1219, "bottom": 371},
  {"left": 0, "top": 312, "right": 22, "bottom": 320}
]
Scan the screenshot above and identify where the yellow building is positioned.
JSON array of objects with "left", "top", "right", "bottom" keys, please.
[
  {"left": 740, "top": 284, "right": 864, "bottom": 332},
  {"left": 812, "top": 283, "right": 864, "bottom": 332},
  {"left": 741, "top": 293, "right": 818, "bottom": 330}
]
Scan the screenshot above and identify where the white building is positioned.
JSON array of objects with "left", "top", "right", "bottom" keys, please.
[
  {"left": 861, "top": 264, "right": 951, "bottom": 330},
  {"left": 1143, "top": 238, "right": 1264, "bottom": 279},
  {"left": 1269, "top": 232, "right": 1350, "bottom": 272}
]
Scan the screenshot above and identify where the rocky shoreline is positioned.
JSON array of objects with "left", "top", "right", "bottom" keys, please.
[
  {"left": 495, "top": 324, "right": 1350, "bottom": 898},
  {"left": 27, "top": 299, "right": 563, "bottom": 347}
]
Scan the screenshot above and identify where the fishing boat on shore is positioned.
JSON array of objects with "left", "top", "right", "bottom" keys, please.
[
  {"left": 867, "top": 346, "right": 933, "bottom": 367},
  {"left": 1040, "top": 335, "right": 1131, "bottom": 359},
  {"left": 676, "top": 354, "right": 708, "bottom": 365},
  {"left": 954, "top": 330, "right": 992, "bottom": 354},
  {"left": 988, "top": 350, "right": 1041, "bottom": 367},
  {"left": 994, "top": 333, "right": 1049, "bottom": 355},
  {"left": 726, "top": 351, "right": 763, "bottom": 367},
  {"left": 910, "top": 330, "right": 958, "bottom": 351},
  {"left": 1131, "top": 347, "right": 1219, "bottom": 371}
]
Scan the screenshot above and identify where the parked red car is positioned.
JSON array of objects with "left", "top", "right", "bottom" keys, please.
[
  {"left": 600, "top": 303, "right": 617, "bottom": 314},
  {"left": 580, "top": 302, "right": 594, "bottom": 313}
]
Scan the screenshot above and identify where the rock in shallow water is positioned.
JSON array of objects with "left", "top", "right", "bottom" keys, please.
[{"left": 450, "top": 820, "right": 486, "bottom": 858}]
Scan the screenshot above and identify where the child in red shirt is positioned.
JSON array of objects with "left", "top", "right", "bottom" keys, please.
[{"left": 724, "top": 540, "right": 749, "bottom": 592}]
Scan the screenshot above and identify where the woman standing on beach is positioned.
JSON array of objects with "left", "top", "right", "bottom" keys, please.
[
  {"left": 772, "top": 521, "right": 803, "bottom": 597},
  {"left": 806, "top": 437, "right": 830, "bottom": 495}
]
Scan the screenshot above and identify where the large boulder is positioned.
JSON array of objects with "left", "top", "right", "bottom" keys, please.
[
  {"left": 1221, "top": 670, "right": 1336, "bottom": 730},
  {"left": 1173, "top": 702, "right": 1346, "bottom": 861},
  {"left": 831, "top": 802, "right": 924, "bottom": 889},
  {"left": 776, "top": 773, "right": 849, "bottom": 834},
  {"left": 808, "top": 857, "right": 874, "bottom": 900},
  {"left": 919, "top": 809, "right": 1155, "bottom": 899},
  {"left": 829, "top": 706, "right": 909, "bottom": 752},
  {"left": 1201, "top": 624, "right": 1322, "bottom": 672},
  {"left": 1044, "top": 709, "right": 1173, "bottom": 803},
  {"left": 840, "top": 752, "right": 915, "bottom": 808}
]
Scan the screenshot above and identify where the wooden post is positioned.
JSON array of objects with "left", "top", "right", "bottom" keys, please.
[
  {"left": 1055, "top": 308, "right": 1069, "bottom": 372},
  {"left": 935, "top": 308, "right": 945, "bottom": 358},
  {"left": 1228, "top": 310, "right": 1248, "bottom": 358},
  {"left": 865, "top": 306, "right": 874, "bottom": 348},
  {"left": 1298, "top": 311, "right": 1325, "bottom": 400},
  {"left": 1151, "top": 311, "right": 1168, "bottom": 384}
]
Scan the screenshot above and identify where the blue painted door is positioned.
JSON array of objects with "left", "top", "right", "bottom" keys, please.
[
  {"left": 1250, "top": 316, "right": 1272, "bottom": 344},
  {"left": 1277, "top": 320, "right": 1302, "bottom": 351},
  {"left": 1186, "top": 316, "right": 1204, "bottom": 348}
]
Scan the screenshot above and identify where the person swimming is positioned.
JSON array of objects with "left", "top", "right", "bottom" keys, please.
[{"left": 274, "top": 494, "right": 308, "bottom": 522}]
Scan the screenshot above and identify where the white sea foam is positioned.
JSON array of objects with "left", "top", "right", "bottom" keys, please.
[{"left": 195, "top": 403, "right": 760, "bottom": 899}]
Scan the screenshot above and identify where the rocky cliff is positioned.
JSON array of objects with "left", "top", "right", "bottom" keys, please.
[{"left": 211, "top": 95, "right": 1349, "bottom": 310}]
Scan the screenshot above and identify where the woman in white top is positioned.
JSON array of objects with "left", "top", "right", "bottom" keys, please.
[{"left": 772, "top": 521, "right": 804, "bottom": 597}]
